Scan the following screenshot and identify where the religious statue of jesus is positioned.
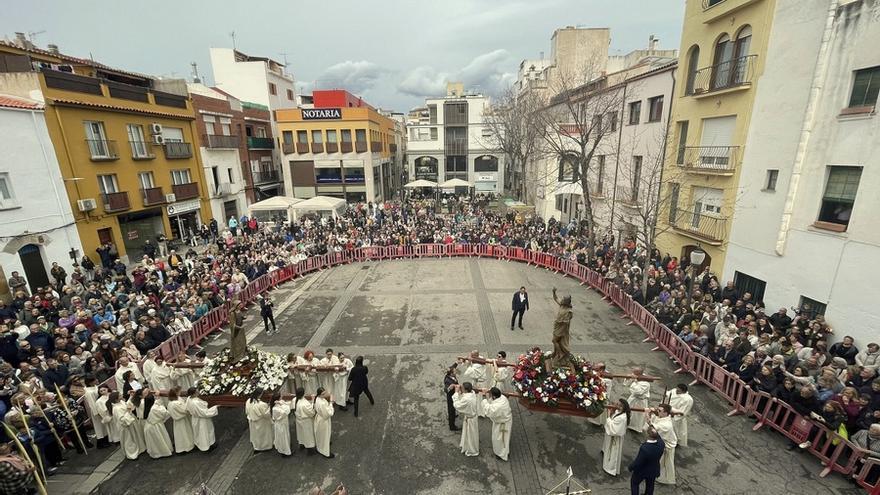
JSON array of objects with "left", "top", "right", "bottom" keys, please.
[
  {"left": 229, "top": 300, "right": 247, "bottom": 362},
  {"left": 550, "top": 287, "right": 573, "bottom": 368}
]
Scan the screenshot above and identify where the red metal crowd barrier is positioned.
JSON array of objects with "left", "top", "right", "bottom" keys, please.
[
  {"left": 416, "top": 243, "right": 445, "bottom": 258},
  {"left": 854, "top": 456, "right": 880, "bottom": 492},
  {"left": 386, "top": 245, "right": 413, "bottom": 259},
  {"left": 449, "top": 243, "right": 473, "bottom": 257}
]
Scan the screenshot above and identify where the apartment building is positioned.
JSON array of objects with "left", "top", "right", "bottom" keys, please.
[
  {"left": 723, "top": 0, "right": 880, "bottom": 343},
  {"left": 655, "top": 0, "right": 775, "bottom": 271},
  {"left": 0, "top": 94, "right": 84, "bottom": 299},
  {"left": 406, "top": 83, "right": 505, "bottom": 194},
  {"left": 0, "top": 38, "right": 210, "bottom": 261},
  {"left": 189, "top": 83, "right": 279, "bottom": 224},
  {"left": 276, "top": 90, "right": 402, "bottom": 202}
]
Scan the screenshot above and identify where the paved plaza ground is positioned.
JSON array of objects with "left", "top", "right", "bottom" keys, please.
[{"left": 54, "top": 258, "right": 863, "bottom": 494}]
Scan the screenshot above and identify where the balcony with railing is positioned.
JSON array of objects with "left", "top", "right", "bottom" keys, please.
[
  {"left": 129, "top": 141, "right": 155, "bottom": 160},
  {"left": 247, "top": 136, "right": 275, "bottom": 149},
  {"left": 677, "top": 146, "right": 739, "bottom": 174},
  {"left": 445, "top": 139, "right": 468, "bottom": 155},
  {"left": 253, "top": 169, "right": 281, "bottom": 184},
  {"left": 341, "top": 142, "right": 353, "bottom": 153},
  {"left": 172, "top": 182, "right": 199, "bottom": 200},
  {"left": 370, "top": 141, "right": 382, "bottom": 152},
  {"left": 326, "top": 142, "right": 339, "bottom": 153},
  {"left": 296, "top": 143, "right": 309, "bottom": 154},
  {"left": 616, "top": 185, "right": 641, "bottom": 208},
  {"left": 355, "top": 141, "right": 368, "bottom": 153},
  {"left": 164, "top": 142, "right": 193, "bottom": 159},
  {"left": 282, "top": 142, "right": 295, "bottom": 154},
  {"left": 141, "top": 187, "right": 165, "bottom": 206},
  {"left": 689, "top": 55, "right": 757, "bottom": 96},
  {"left": 311, "top": 142, "right": 324, "bottom": 153},
  {"left": 671, "top": 207, "right": 727, "bottom": 244},
  {"left": 205, "top": 134, "right": 240, "bottom": 149},
  {"left": 102, "top": 192, "right": 131, "bottom": 212},
  {"left": 86, "top": 139, "right": 119, "bottom": 161}
]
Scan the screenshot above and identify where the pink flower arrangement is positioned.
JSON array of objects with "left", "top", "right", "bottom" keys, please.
[{"left": 512, "top": 347, "right": 608, "bottom": 416}]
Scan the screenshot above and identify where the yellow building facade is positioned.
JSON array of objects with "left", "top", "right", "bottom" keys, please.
[
  {"left": 656, "top": 0, "right": 776, "bottom": 271},
  {"left": 275, "top": 103, "right": 402, "bottom": 202},
  {"left": 0, "top": 41, "right": 210, "bottom": 261}
]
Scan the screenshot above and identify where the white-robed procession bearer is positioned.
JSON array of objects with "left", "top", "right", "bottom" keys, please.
[
  {"left": 489, "top": 351, "right": 512, "bottom": 393},
  {"left": 481, "top": 387, "right": 512, "bottom": 461},
  {"left": 111, "top": 392, "right": 141, "bottom": 460},
  {"left": 271, "top": 394, "right": 293, "bottom": 456},
  {"left": 319, "top": 349, "right": 340, "bottom": 394},
  {"left": 334, "top": 352, "right": 354, "bottom": 409},
  {"left": 114, "top": 356, "right": 144, "bottom": 393},
  {"left": 644, "top": 404, "right": 678, "bottom": 485},
  {"left": 602, "top": 399, "right": 630, "bottom": 476},
  {"left": 460, "top": 351, "right": 488, "bottom": 416},
  {"left": 167, "top": 387, "right": 194, "bottom": 453},
  {"left": 626, "top": 368, "right": 651, "bottom": 432},
  {"left": 452, "top": 382, "right": 479, "bottom": 457},
  {"left": 96, "top": 388, "right": 118, "bottom": 444},
  {"left": 172, "top": 352, "right": 196, "bottom": 391},
  {"left": 142, "top": 351, "right": 158, "bottom": 385},
  {"left": 666, "top": 384, "right": 694, "bottom": 447},
  {"left": 246, "top": 388, "right": 274, "bottom": 452},
  {"left": 313, "top": 388, "right": 335, "bottom": 458},
  {"left": 83, "top": 378, "right": 109, "bottom": 448},
  {"left": 150, "top": 358, "right": 174, "bottom": 405},
  {"left": 129, "top": 391, "right": 149, "bottom": 455},
  {"left": 293, "top": 387, "right": 317, "bottom": 452},
  {"left": 298, "top": 351, "right": 320, "bottom": 396},
  {"left": 186, "top": 387, "right": 219, "bottom": 452},
  {"left": 143, "top": 390, "right": 174, "bottom": 459},
  {"left": 588, "top": 363, "right": 612, "bottom": 427},
  {"left": 285, "top": 353, "right": 299, "bottom": 395}
]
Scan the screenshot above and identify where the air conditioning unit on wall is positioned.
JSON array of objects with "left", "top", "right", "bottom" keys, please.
[
  {"left": 165, "top": 193, "right": 176, "bottom": 203},
  {"left": 150, "top": 123, "right": 163, "bottom": 135},
  {"left": 77, "top": 198, "right": 97, "bottom": 211},
  {"left": 152, "top": 134, "right": 165, "bottom": 145}
]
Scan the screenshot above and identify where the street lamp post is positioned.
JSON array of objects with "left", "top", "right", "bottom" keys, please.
[{"left": 686, "top": 247, "right": 706, "bottom": 308}]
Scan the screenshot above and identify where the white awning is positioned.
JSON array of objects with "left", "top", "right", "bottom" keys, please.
[
  {"left": 554, "top": 182, "right": 583, "bottom": 196},
  {"left": 404, "top": 179, "right": 438, "bottom": 188},
  {"left": 439, "top": 178, "right": 473, "bottom": 188}
]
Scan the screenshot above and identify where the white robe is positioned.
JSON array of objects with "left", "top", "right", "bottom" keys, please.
[
  {"left": 142, "top": 358, "right": 157, "bottom": 385},
  {"left": 167, "top": 398, "right": 194, "bottom": 453},
  {"left": 130, "top": 400, "right": 148, "bottom": 454},
  {"left": 83, "top": 386, "right": 106, "bottom": 440},
  {"left": 245, "top": 399, "right": 274, "bottom": 451},
  {"left": 626, "top": 380, "right": 650, "bottom": 432},
  {"left": 666, "top": 391, "right": 694, "bottom": 447},
  {"left": 172, "top": 362, "right": 196, "bottom": 391},
  {"left": 587, "top": 378, "right": 613, "bottom": 426},
  {"left": 462, "top": 362, "right": 487, "bottom": 416},
  {"left": 285, "top": 361, "right": 299, "bottom": 395},
  {"left": 96, "top": 395, "right": 118, "bottom": 443},
  {"left": 319, "top": 356, "right": 339, "bottom": 393},
  {"left": 272, "top": 400, "right": 292, "bottom": 455},
  {"left": 313, "top": 397, "right": 334, "bottom": 457},
  {"left": 490, "top": 362, "right": 512, "bottom": 392},
  {"left": 333, "top": 358, "right": 353, "bottom": 407},
  {"left": 481, "top": 396, "right": 512, "bottom": 461},
  {"left": 645, "top": 416, "right": 677, "bottom": 485},
  {"left": 144, "top": 403, "right": 173, "bottom": 458},
  {"left": 113, "top": 402, "right": 140, "bottom": 460},
  {"left": 297, "top": 356, "right": 319, "bottom": 396},
  {"left": 602, "top": 412, "right": 627, "bottom": 475},
  {"left": 187, "top": 397, "right": 218, "bottom": 451},
  {"left": 452, "top": 391, "right": 479, "bottom": 456},
  {"left": 114, "top": 363, "right": 145, "bottom": 393},
  {"left": 293, "top": 398, "right": 317, "bottom": 448},
  {"left": 150, "top": 364, "right": 174, "bottom": 404}
]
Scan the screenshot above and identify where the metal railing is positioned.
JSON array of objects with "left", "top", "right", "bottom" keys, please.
[
  {"left": 678, "top": 145, "right": 739, "bottom": 173},
  {"left": 671, "top": 207, "right": 728, "bottom": 243},
  {"left": 615, "top": 185, "right": 641, "bottom": 207},
  {"left": 205, "top": 134, "right": 240, "bottom": 149},
  {"left": 129, "top": 140, "right": 155, "bottom": 160},
  {"left": 690, "top": 55, "right": 757, "bottom": 95},
  {"left": 281, "top": 143, "right": 295, "bottom": 154},
  {"left": 101, "top": 191, "right": 130, "bottom": 212},
  {"left": 445, "top": 139, "right": 468, "bottom": 155},
  {"left": 172, "top": 182, "right": 199, "bottom": 200},
  {"left": 86, "top": 139, "right": 119, "bottom": 161},
  {"left": 141, "top": 187, "right": 165, "bottom": 206},
  {"left": 253, "top": 169, "right": 281, "bottom": 184},
  {"left": 247, "top": 136, "right": 275, "bottom": 149},
  {"left": 164, "top": 141, "right": 193, "bottom": 159}
]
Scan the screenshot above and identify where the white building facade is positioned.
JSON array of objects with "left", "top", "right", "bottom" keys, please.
[
  {"left": 724, "top": 0, "right": 880, "bottom": 344},
  {"left": 0, "top": 95, "right": 83, "bottom": 298},
  {"left": 406, "top": 83, "right": 505, "bottom": 194}
]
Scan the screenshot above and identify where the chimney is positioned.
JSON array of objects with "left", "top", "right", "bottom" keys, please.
[
  {"left": 191, "top": 62, "right": 201, "bottom": 84},
  {"left": 14, "top": 32, "right": 27, "bottom": 48},
  {"left": 648, "top": 35, "right": 659, "bottom": 51},
  {"left": 47, "top": 44, "right": 59, "bottom": 55}
]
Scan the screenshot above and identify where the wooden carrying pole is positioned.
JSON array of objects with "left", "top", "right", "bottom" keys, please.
[
  {"left": 54, "top": 384, "right": 88, "bottom": 455},
  {"left": 20, "top": 395, "right": 66, "bottom": 451},
  {"left": 169, "top": 362, "right": 347, "bottom": 373},
  {"left": 1, "top": 420, "right": 48, "bottom": 495},
  {"left": 13, "top": 409, "right": 48, "bottom": 489},
  {"left": 458, "top": 356, "right": 661, "bottom": 382}
]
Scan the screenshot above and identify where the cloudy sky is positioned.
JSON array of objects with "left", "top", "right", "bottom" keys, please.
[{"left": 2, "top": 0, "right": 684, "bottom": 111}]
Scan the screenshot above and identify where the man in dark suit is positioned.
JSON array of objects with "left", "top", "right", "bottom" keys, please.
[
  {"left": 629, "top": 427, "right": 665, "bottom": 495},
  {"left": 510, "top": 286, "right": 529, "bottom": 330}
]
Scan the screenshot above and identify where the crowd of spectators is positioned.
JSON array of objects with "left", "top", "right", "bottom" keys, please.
[{"left": 0, "top": 196, "right": 876, "bottom": 491}]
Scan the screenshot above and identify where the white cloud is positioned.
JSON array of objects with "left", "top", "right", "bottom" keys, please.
[
  {"left": 314, "top": 60, "right": 388, "bottom": 94},
  {"left": 397, "top": 49, "right": 516, "bottom": 100}
]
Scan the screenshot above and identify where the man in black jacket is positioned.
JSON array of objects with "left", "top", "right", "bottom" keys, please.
[
  {"left": 510, "top": 286, "right": 529, "bottom": 331},
  {"left": 259, "top": 294, "right": 277, "bottom": 335},
  {"left": 444, "top": 364, "right": 460, "bottom": 431},
  {"left": 629, "top": 428, "right": 665, "bottom": 495}
]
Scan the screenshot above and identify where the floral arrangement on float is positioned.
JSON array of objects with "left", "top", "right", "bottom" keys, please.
[
  {"left": 512, "top": 347, "right": 608, "bottom": 417},
  {"left": 197, "top": 347, "right": 287, "bottom": 397}
]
